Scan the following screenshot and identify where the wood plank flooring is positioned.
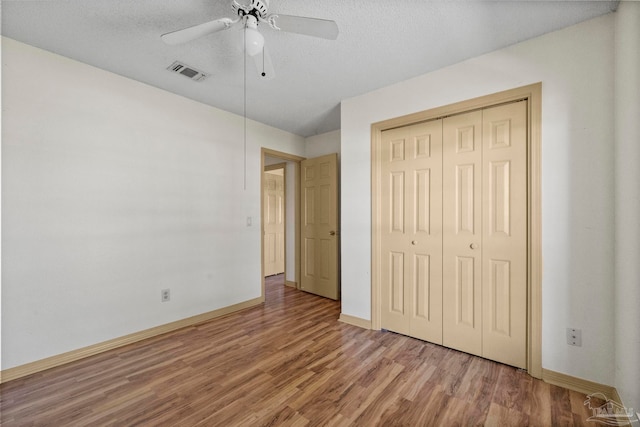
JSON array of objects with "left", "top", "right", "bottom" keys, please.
[{"left": 1, "top": 275, "right": 597, "bottom": 426}]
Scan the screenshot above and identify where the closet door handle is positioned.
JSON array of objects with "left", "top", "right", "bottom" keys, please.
[{"left": 470, "top": 243, "right": 478, "bottom": 250}]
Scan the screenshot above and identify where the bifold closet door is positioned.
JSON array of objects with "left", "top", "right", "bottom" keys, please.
[
  {"left": 441, "top": 102, "right": 527, "bottom": 369},
  {"left": 442, "top": 110, "right": 484, "bottom": 356},
  {"left": 380, "top": 120, "right": 443, "bottom": 344},
  {"left": 379, "top": 100, "right": 527, "bottom": 369},
  {"left": 480, "top": 101, "right": 527, "bottom": 368}
]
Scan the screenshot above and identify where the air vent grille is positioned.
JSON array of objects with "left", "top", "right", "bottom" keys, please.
[{"left": 167, "top": 61, "right": 208, "bottom": 82}]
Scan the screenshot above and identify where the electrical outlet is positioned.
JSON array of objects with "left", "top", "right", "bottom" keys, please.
[
  {"left": 161, "top": 289, "right": 170, "bottom": 302},
  {"left": 566, "top": 328, "right": 582, "bottom": 346}
]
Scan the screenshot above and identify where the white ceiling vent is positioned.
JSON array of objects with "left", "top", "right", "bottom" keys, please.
[{"left": 167, "top": 61, "right": 208, "bottom": 81}]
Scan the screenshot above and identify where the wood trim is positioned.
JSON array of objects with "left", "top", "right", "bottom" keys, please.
[
  {"left": 285, "top": 280, "right": 298, "bottom": 288},
  {"left": 294, "top": 161, "right": 301, "bottom": 290},
  {"left": 264, "top": 162, "right": 287, "bottom": 172},
  {"left": 0, "top": 297, "right": 264, "bottom": 384},
  {"left": 262, "top": 148, "right": 305, "bottom": 163},
  {"left": 339, "top": 313, "right": 372, "bottom": 329},
  {"left": 528, "top": 83, "right": 543, "bottom": 378},
  {"left": 370, "top": 83, "right": 543, "bottom": 378},
  {"left": 542, "top": 369, "right": 619, "bottom": 400},
  {"left": 371, "top": 125, "right": 382, "bottom": 331}
]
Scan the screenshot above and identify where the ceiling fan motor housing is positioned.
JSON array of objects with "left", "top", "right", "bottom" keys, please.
[
  {"left": 233, "top": 0, "right": 269, "bottom": 19},
  {"left": 251, "top": 0, "right": 269, "bottom": 18}
]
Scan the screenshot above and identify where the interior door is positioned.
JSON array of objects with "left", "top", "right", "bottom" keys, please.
[
  {"left": 301, "top": 153, "right": 339, "bottom": 300},
  {"left": 263, "top": 169, "right": 285, "bottom": 277},
  {"left": 442, "top": 110, "right": 484, "bottom": 356},
  {"left": 380, "top": 121, "right": 443, "bottom": 343}
]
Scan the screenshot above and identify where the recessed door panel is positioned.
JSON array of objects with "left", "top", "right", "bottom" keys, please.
[
  {"left": 391, "top": 172, "right": 405, "bottom": 233},
  {"left": 319, "top": 238, "right": 331, "bottom": 279},
  {"left": 489, "top": 161, "right": 511, "bottom": 237},
  {"left": 414, "top": 254, "right": 430, "bottom": 319},
  {"left": 415, "top": 169, "right": 431, "bottom": 234},
  {"left": 304, "top": 187, "right": 315, "bottom": 226},
  {"left": 390, "top": 252, "right": 405, "bottom": 314},
  {"left": 456, "top": 256, "right": 476, "bottom": 327},
  {"left": 489, "top": 259, "right": 511, "bottom": 336},
  {"left": 415, "top": 134, "right": 431, "bottom": 159},
  {"left": 320, "top": 184, "right": 331, "bottom": 225},
  {"left": 391, "top": 139, "right": 405, "bottom": 162},
  {"left": 304, "top": 237, "right": 315, "bottom": 277},
  {"left": 456, "top": 164, "right": 476, "bottom": 235}
]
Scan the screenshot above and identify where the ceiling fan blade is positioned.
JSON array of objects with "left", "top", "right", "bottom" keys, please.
[
  {"left": 252, "top": 46, "right": 275, "bottom": 81},
  {"left": 161, "top": 18, "right": 235, "bottom": 45},
  {"left": 269, "top": 14, "right": 338, "bottom": 40}
]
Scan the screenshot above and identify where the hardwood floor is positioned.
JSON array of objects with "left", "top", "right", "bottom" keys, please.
[{"left": 1, "top": 275, "right": 597, "bottom": 426}]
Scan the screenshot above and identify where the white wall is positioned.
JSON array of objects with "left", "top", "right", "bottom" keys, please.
[
  {"left": 305, "top": 130, "right": 341, "bottom": 159},
  {"left": 1, "top": 37, "right": 305, "bottom": 370},
  {"left": 341, "top": 14, "right": 618, "bottom": 386},
  {"left": 614, "top": 2, "right": 640, "bottom": 410}
]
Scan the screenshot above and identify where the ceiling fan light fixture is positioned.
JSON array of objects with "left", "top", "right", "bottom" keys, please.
[{"left": 245, "top": 26, "right": 264, "bottom": 56}]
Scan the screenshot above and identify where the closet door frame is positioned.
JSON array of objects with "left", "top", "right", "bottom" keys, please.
[{"left": 371, "top": 83, "right": 542, "bottom": 378}]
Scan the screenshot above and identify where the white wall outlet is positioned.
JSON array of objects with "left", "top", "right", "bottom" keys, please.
[
  {"left": 566, "top": 328, "right": 582, "bottom": 346},
  {"left": 161, "top": 288, "right": 170, "bottom": 302},
  {"left": 246, "top": 216, "right": 252, "bottom": 227}
]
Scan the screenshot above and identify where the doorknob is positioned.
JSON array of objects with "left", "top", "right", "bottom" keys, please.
[
  {"left": 329, "top": 230, "right": 336, "bottom": 236},
  {"left": 411, "top": 240, "right": 417, "bottom": 245},
  {"left": 470, "top": 243, "right": 478, "bottom": 249}
]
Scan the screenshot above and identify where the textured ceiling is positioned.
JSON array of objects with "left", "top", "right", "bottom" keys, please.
[{"left": 1, "top": 0, "right": 618, "bottom": 137}]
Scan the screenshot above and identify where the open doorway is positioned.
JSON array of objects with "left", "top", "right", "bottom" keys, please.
[
  {"left": 263, "top": 164, "right": 286, "bottom": 278},
  {"left": 261, "top": 148, "right": 304, "bottom": 300}
]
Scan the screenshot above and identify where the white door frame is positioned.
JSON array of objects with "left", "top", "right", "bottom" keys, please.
[{"left": 370, "top": 83, "right": 542, "bottom": 378}]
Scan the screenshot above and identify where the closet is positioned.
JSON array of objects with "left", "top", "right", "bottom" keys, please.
[{"left": 379, "top": 100, "right": 527, "bottom": 369}]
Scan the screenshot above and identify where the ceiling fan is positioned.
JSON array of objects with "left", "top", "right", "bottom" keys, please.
[{"left": 161, "top": 0, "right": 339, "bottom": 80}]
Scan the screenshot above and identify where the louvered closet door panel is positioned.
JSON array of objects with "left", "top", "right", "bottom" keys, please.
[
  {"left": 380, "top": 120, "right": 443, "bottom": 343},
  {"left": 442, "top": 110, "right": 483, "bottom": 356},
  {"left": 481, "top": 100, "right": 527, "bottom": 369}
]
